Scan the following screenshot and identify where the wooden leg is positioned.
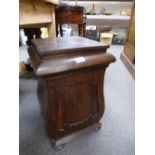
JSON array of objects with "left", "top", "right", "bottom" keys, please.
[
  {"left": 47, "top": 7, "right": 56, "bottom": 37},
  {"left": 60, "top": 24, "right": 63, "bottom": 37},
  {"left": 56, "top": 24, "right": 59, "bottom": 37},
  {"left": 47, "top": 23, "right": 56, "bottom": 37},
  {"left": 78, "top": 24, "right": 83, "bottom": 36},
  {"left": 83, "top": 22, "right": 86, "bottom": 37}
]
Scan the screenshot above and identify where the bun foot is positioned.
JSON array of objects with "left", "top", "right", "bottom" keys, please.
[
  {"left": 94, "top": 123, "right": 102, "bottom": 131},
  {"left": 52, "top": 144, "right": 65, "bottom": 150}
]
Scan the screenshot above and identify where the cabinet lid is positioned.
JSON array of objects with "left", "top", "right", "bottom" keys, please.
[{"left": 31, "top": 36, "right": 109, "bottom": 57}]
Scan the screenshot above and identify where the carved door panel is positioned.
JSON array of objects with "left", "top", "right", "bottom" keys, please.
[
  {"left": 48, "top": 69, "right": 105, "bottom": 132},
  {"left": 64, "top": 77, "right": 99, "bottom": 128}
]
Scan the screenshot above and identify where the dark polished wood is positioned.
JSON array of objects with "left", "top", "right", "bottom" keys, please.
[
  {"left": 28, "top": 36, "right": 115, "bottom": 148},
  {"left": 55, "top": 5, "right": 86, "bottom": 37}
]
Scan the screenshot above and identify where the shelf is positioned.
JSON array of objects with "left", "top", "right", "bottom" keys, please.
[{"left": 86, "top": 15, "right": 130, "bottom": 21}]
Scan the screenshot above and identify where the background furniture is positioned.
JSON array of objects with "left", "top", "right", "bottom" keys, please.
[
  {"left": 19, "top": 0, "right": 58, "bottom": 44},
  {"left": 28, "top": 36, "right": 115, "bottom": 149},
  {"left": 55, "top": 5, "right": 86, "bottom": 37},
  {"left": 97, "top": 25, "right": 113, "bottom": 44},
  {"left": 120, "top": 2, "right": 135, "bottom": 79},
  {"left": 66, "top": 1, "right": 132, "bottom": 28}
]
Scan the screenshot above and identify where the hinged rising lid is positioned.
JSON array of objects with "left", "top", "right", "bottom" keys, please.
[
  {"left": 28, "top": 36, "right": 115, "bottom": 76},
  {"left": 31, "top": 36, "right": 109, "bottom": 57}
]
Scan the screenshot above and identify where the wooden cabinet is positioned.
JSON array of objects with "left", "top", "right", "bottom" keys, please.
[
  {"left": 121, "top": 2, "right": 135, "bottom": 78},
  {"left": 28, "top": 36, "right": 116, "bottom": 149}
]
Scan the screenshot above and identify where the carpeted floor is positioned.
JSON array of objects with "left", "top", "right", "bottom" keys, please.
[{"left": 19, "top": 45, "right": 135, "bottom": 155}]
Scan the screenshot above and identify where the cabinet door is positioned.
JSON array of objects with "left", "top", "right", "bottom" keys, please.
[{"left": 47, "top": 68, "right": 105, "bottom": 137}]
